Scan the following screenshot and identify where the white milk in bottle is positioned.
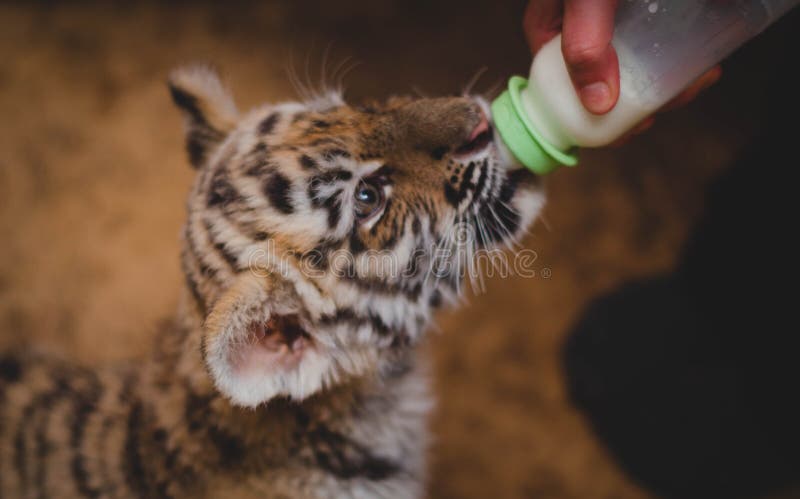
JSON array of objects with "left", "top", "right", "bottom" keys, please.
[{"left": 520, "top": 35, "right": 660, "bottom": 150}]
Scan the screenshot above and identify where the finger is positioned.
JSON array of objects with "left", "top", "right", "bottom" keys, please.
[
  {"left": 523, "top": 0, "right": 564, "bottom": 54},
  {"left": 611, "top": 66, "right": 721, "bottom": 147},
  {"left": 610, "top": 117, "right": 656, "bottom": 147},
  {"left": 661, "top": 66, "right": 722, "bottom": 112},
  {"left": 562, "top": 0, "right": 620, "bottom": 114}
]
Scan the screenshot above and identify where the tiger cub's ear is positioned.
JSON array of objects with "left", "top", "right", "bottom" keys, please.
[
  {"left": 168, "top": 65, "right": 238, "bottom": 168},
  {"left": 202, "top": 273, "right": 330, "bottom": 408}
]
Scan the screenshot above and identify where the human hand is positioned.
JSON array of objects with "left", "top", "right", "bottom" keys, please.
[{"left": 523, "top": 0, "right": 721, "bottom": 132}]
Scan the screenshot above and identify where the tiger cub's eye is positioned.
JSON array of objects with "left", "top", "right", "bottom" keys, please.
[{"left": 354, "top": 181, "right": 384, "bottom": 220}]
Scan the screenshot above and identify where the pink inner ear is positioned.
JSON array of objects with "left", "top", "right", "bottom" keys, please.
[{"left": 229, "top": 317, "right": 310, "bottom": 376}]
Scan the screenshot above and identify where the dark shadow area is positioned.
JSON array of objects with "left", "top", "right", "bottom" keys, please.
[{"left": 564, "top": 12, "right": 800, "bottom": 499}]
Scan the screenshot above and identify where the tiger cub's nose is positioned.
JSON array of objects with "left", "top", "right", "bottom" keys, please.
[{"left": 453, "top": 108, "right": 492, "bottom": 158}]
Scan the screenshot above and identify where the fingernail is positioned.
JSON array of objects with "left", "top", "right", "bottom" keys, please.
[
  {"left": 702, "top": 66, "right": 722, "bottom": 90},
  {"left": 579, "top": 82, "right": 612, "bottom": 114}
]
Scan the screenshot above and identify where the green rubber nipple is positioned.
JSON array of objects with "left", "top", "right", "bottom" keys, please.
[{"left": 491, "top": 76, "right": 579, "bottom": 175}]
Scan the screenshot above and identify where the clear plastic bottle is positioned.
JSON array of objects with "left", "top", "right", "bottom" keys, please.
[{"left": 492, "top": 0, "right": 799, "bottom": 174}]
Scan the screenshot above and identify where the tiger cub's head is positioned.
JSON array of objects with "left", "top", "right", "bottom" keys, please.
[{"left": 169, "top": 66, "right": 544, "bottom": 407}]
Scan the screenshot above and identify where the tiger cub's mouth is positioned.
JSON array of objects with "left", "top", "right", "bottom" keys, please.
[{"left": 451, "top": 98, "right": 539, "bottom": 248}]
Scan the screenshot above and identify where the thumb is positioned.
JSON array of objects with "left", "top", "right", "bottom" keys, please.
[{"left": 562, "top": 0, "right": 620, "bottom": 114}]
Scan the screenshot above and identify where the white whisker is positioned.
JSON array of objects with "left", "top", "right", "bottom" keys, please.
[{"left": 462, "top": 66, "right": 488, "bottom": 96}]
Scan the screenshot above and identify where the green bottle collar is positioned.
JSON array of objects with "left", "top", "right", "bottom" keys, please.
[{"left": 491, "top": 76, "right": 579, "bottom": 175}]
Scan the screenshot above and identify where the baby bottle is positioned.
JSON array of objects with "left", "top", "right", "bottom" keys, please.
[{"left": 492, "top": 0, "right": 799, "bottom": 174}]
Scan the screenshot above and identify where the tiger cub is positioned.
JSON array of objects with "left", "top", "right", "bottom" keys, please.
[{"left": 0, "top": 66, "right": 544, "bottom": 498}]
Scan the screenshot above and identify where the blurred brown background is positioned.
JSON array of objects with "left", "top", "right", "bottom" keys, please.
[{"left": 1, "top": 2, "right": 797, "bottom": 498}]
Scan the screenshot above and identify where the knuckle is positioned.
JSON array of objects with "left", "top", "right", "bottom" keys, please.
[{"left": 562, "top": 39, "right": 606, "bottom": 68}]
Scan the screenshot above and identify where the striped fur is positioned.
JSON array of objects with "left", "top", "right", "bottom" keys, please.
[{"left": 0, "top": 65, "right": 544, "bottom": 498}]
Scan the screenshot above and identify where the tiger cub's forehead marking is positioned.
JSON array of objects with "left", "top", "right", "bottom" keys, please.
[{"left": 248, "top": 102, "right": 387, "bottom": 181}]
